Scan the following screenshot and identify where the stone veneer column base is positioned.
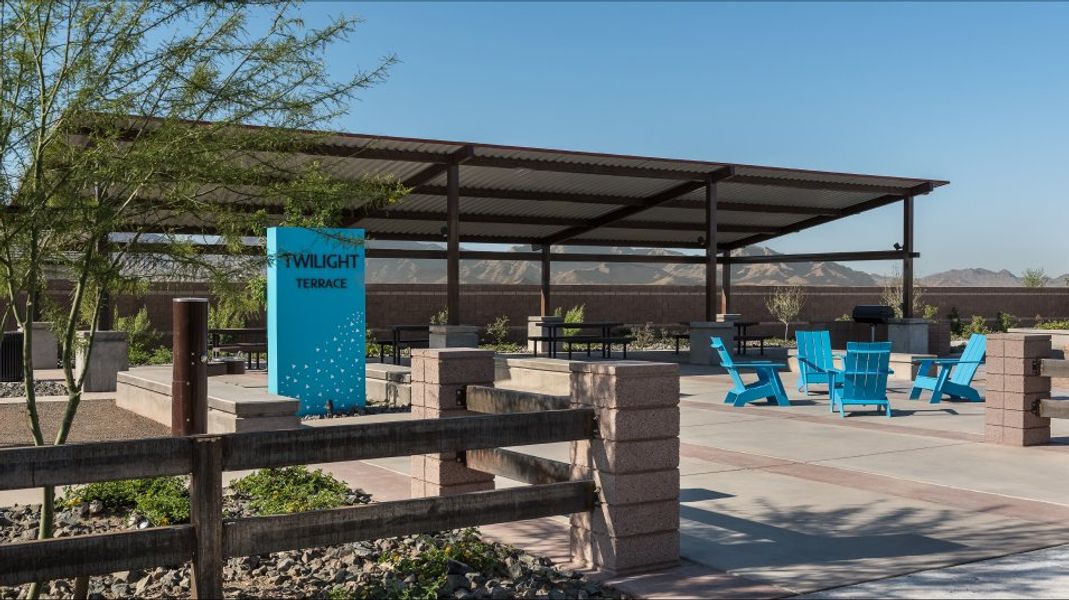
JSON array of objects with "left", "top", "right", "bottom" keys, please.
[
  {"left": 569, "top": 360, "right": 681, "bottom": 575},
  {"left": 409, "top": 348, "right": 496, "bottom": 497},
  {"left": 984, "top": 333, "right": 1052, "bottom": 446}
]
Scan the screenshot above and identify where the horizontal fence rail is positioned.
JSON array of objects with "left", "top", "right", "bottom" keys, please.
[
  {"left": 224, "top": 481, "right": 595, "bottom": 558},
  {"left": 464, "top": 385, "right": 571, "bottom": 414},
  {"left": 0, "top": 526, "right": 194, "bottom": 587},
  {"left": 223, "top": 410, "right": 594, "bottom": 471},
  {"left": 0, "top": 437, "right": 192, "bottom": 491},
  {"left": 0, "top": 407, "right": 598, "bottom": 591},
  {"left": 466, "top": 448, "right": 575, "bottom": 485},
  {"left": 1040, "top": 358, "right": 1069, "bottom": 379}
]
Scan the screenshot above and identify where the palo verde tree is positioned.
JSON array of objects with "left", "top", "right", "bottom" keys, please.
[{"left": 0, "top": 2, "right": 404, "bottom": 595}]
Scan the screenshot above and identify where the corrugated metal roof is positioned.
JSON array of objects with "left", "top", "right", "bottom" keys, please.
[{"left": 68, "top": 120, "right": 948, "bottom": 250}]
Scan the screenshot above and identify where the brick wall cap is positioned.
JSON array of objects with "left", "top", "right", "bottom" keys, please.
[
  {"left": 77, "top": 330, "right": 129, "bottom": 341},
  {"left": 989, "top": 333, "right": 1053, "bottom": 342},
  {"left": 569, "top": 361, "right": 679, "bottom": 377},
  {"left": 411, "top": 348, "right": 494, "bottom": 359}
]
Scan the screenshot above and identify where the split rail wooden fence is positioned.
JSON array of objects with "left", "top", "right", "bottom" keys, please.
[{"left": 0, "top": 387, "right": 594, "bottom": 598}]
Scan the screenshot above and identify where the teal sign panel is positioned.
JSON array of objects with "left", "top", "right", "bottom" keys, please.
[{"left": 267, "top": 227, "right": 366, "bottom": 416}]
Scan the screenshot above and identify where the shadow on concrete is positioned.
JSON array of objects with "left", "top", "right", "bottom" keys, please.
[
  {"left": 680, "top": 503, "right": 964, "bottom": 566},
  {"left": 680, "top": 488, "right": 734, "bottom": 502}
]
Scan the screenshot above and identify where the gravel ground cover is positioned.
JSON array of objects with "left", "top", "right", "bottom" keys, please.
[
  {"left": 1, "top": 482, "right": 622, "bottom": 599},
  {"left": 0, "top": 379, "right": 67, "bottom": 398},
  {"left": 0, "top": 399, "right": 168, "bottom": 448}
]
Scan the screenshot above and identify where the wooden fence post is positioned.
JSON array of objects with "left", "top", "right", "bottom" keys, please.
[
  {"left": 190, "top": 436, "right": 224, "bottom": 598},
  {"left": 172, "top": 298, "right": 209, "bottom": 436}
]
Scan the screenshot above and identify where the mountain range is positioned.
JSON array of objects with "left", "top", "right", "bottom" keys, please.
[{"left": 366, "top": 243, "right": 1064, "bottom": 287}]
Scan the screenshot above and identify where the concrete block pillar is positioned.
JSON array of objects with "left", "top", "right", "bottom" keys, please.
[
  {"left": 688, "top": 321, "right": 735, "bottom": 365},
  {"left": 429, "top": 325, "right": 480, "bottom": 349},
  {"left": 887, "top": 318, "right": 929, "bottom": 354},
  {"left": 75, "top": 331, "right": 129, "bottom": 392},
  {"left": 985, "top": 333, "right": 1052, "bottom": 446},
  {"left": 20, "top": 322, "right": 58, "bottom": 369},
  {"left": 410, "top": 348, "right": 496, "bottom": 497},
  {"left": 569, "top": 361, "right": 681, "bottom": 574}
]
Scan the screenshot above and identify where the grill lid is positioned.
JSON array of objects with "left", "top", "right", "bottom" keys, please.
[{"left": 852, "top": 305, "right": 895, "bottom": 325}]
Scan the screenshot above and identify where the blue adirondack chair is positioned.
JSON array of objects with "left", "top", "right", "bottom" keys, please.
[
  {"left": 711, "top": 337, "right": 790, "bottom": 407},
  {"left": 830, "top": 341, "right": 893, "bottom": 418},
  {"left": 909, "top": 333, "right": 986, "bottom": 403},
  {"left": 795, "top": 330, "right": 841, "bottom": 394}
]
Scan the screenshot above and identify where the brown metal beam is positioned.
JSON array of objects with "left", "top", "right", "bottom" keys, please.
[
  {"left": 721, "top": 257, "right": 731, "bottom": 315},
  {"left": 705, "top": 176, "right": 719, "bottom": 321},
  {"left": 408, "top": 185, "right": 838, "bottom": 215},
  {"left": 543, "top": 168, "right": 733, "bottom": 245},
  {"left": 540, "top": 245, "right": 551, "bottom": 316},
  {"left": 359, "top": 209, "right": 773, "bottom": 233},
  {"left": 727, "top": 250, "right": 918, "bottom": 265},
  {"left": 902, "top": 195, "right": 915, "bottom": 318},
  {"left": 446, "top": 163, "right": 460, "bottom": 326},
  {"left": 463, "top": 154, "right": 717, "bottom": 180},
  {"left": 726, "top": 174, "right": 915, "bottom": 196}
]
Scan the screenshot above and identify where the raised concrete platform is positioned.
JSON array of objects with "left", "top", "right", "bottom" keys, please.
[
  {"left": 116, "top": 367, "right": 300, "bottom": 433},
  {"left": 494, "top": 355, "right": 572, "bottom": 395}
]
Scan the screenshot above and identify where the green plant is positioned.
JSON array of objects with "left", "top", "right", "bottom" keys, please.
[
  {"left": 948, "top": 307, "right": 963, "bottom": 336},
  {"left": 995, "top": 312, "right": 1019, "bottom": 333},
  {"left": 562, "top": 304, "right": 585, "bottom": 337},
  {"left": 631, "top": 322, "right": 656, "bottom": 349},
  {"left": 835, "top": 314, "right": 852, "bottom": 322},
  {"left": 1037, "top": 319, "right": 1069, "bottom": 330},
  {"left": 115, "top": 308, "right": 163, "bottom": 366},
  {"left": 374, "top": 529, "right": 501, "bottom": 600},
  {"left": 62, "top": 477, "right": 190, "bottom": 526},
  {"left": 765, "top": 286, "right": 805, "bottom": 339},
  {"left": 921, "top": 304, "right": 939, "bottom": 321},
  {"left": 230, "top": 466, "right": 350, "bottom": 515},
  {"left": 430, "top": 308, "right": 449, "bottom": 326},
  {"left": 147, "top": 347, "right": 173, "bottom": 365},
  {"left": 963, "top": 315, "right": 990, "bottom": 335},
  {"left": 485, "top": 315, "right": 510, "bottom": 345},
  {"left": 1023, "top": 268, "right": 1048, "bottom": 288}
]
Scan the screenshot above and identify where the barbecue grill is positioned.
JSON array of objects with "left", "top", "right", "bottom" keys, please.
[{"left": 852, "top": 305, "right": 895, "bottom": 342}]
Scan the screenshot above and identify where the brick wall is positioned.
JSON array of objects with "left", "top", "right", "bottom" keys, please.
[{"left": 29, "top": 282, "right": 1069, "bottom": 344}]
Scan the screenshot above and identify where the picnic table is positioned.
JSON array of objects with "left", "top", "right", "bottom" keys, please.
[
  {"left": 528, "top": 320, "right": 633, "bottom": 359},
  {"left": 732, "top": 321, "right": 769, "bottom": 356},
  {"left": 209, "top": 327, "right": 267, "bottom": 369},
  {"left": 380, "top": 325, "right": 430, "bottom": 365}
]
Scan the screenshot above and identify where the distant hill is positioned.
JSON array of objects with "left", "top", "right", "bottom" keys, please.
[
  {"left": 366, "top": 243, "right": 879, "bottom": 286},
  {"left": 917, "top": 268, "right": 1023, "bottom": 287}
]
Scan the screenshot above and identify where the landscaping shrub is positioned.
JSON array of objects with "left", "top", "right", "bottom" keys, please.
[
  {"left": 995, "top": 312, "right": 1019, "bottom": 333},
  {"left": 485, "top": 315, "right": 510, "bottom": 345},
  {"left": 947, "top": 307, "right": 963, "bottom": 336},
  {"left": 62, "top": 476, "right": 190, "bottom": 525},
  {"left": 962, "top": 315, "right": 990, "bottom": 335},
  {"left": 632, "top": 322, "right": 655, "bottom": 349},
  {"left": 115, "top": 307, "right": 164, "bottom": 366},
  {"left": 1037, "top": 319, "right": 1069, "bottom": 330},
  {"left": 373, "top": 529, "right": 502, "bottom": 600},
  {"left": 562, "top": 304, "right": 584, "bottom": 337},
  {"left": 430, "top": 308, "right": 448, "bottom": 326},
  {"left": 230, "top": 466, "right": 350, "bottom": 515}
]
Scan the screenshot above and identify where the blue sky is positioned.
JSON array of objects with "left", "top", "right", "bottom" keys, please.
[{"left": 293, "top": 2, "right": 1068, "bottom": 276}]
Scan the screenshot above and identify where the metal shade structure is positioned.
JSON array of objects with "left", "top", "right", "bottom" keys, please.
[{"left": 69, "top": 122, "right": 949, "bottom": 324}]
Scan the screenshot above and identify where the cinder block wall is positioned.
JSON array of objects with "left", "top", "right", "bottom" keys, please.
[{"left": 19, "top": 282, "right": 1069, "bottom": 347}]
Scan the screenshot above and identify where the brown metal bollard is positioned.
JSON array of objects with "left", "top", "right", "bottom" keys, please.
[{"left": 172, "top": 298, "right": 210, "bottom": 436}]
